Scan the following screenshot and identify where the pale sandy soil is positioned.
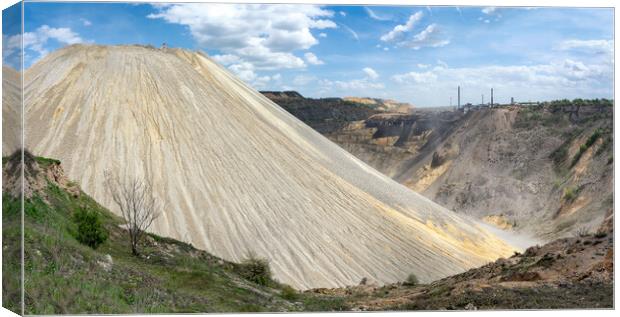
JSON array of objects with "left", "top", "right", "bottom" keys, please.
[{"left": 5, "top": 45, "right": 515, "bottom": 289}]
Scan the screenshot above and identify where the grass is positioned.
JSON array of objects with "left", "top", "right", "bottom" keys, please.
[
  {"left": 550, "top": 128, "right": 583, "bottom": 167},
  {"left": 571, "top": 129, "right": 602, "bottom": 167},
  {"left": 2, "top": 155, "right": 347, "bottom": 314},
  {"left": 563, "top": 187, "right": 577, "bottom": 202}
]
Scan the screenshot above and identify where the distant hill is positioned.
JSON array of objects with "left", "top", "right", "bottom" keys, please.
[
  {"left": 259, "top": 91, "right": 381, "bottom": 133},
  {"left": 260, "top": 90, "right": 304, "bottom": 99},
  {"left": 342, "top": 96, "right": 414, "bottom": 113}
]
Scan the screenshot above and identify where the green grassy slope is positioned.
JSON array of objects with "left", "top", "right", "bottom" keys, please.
[{"left": 2, "top": 154, "right": 347, "bottom": 314}]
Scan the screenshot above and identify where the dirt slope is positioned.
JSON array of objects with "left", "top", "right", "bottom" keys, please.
[
  {"left": 266, "top": 94, "right": 612, "bottom": 241},
  {"left": 12, "top": 44, "right": 515, "bottom": 289},
  {"left": 310, "top": 210, "right": 613, "bottom": 310},
  {"left": 1, "top": 153, "right": 348, "bottom": 314},
  {"left": 2, "top": 66, "right": 21, "bottom": 156}
]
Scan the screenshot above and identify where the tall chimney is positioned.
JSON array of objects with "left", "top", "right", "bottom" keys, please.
[
  {"left": 491, "top": 88, "right": 494, "bottom": 107},
  {"left": 458, "top": 86, "right": 461, "bottom": 109}
]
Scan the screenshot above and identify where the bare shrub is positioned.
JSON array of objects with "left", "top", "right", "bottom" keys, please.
[
  {"left": 574, "top": 226, "right": 590, "bottom": 238},
  {"left": 104, "top": 171, "right": 161, "bottom": 256},
  {"left": 238, "top": 251, "right": 272, "bottom": 286}
]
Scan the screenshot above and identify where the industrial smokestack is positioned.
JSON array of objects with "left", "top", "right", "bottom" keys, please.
[
  {"left": 458, "top": 86, "right": 461, "bottom": 109},
  {"left": 491, "top": 88, "right": 494, "bottom": 107}
]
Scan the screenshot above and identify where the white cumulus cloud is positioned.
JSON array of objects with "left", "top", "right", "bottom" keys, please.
[
  {"left": 148, "top": 3, "right": 336, "bottom": 72},
  {"left": 392, "top": 71, "right": 437, "bottom": 84},
  {"left": 320, "top": 78, "right": 385, "bottom": 91},
  {"left": 7, "top": 25, "right": 86, "bottom": 65},
  {"left": 380, "top": 11, "right": 423, "bottom": 42},
  {"left": 557, "top": 39, "right": 613, "bottom": 55},
  {"left": 379, "top": 13, "right": 449, "bottom": 50},
  {"left": 390, "top": 57, "right": 613, "bottom": 105},
  {"left": 398, "top": 24, "right": 450, "bottom": 50},
  {"left": 304, "top": 52, "right": 324, "bottom": 65},
  {"left": 363, "top": 67, "right": 379, "bottom": 79}
]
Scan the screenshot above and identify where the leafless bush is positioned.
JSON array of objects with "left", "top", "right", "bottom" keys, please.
[
  {"left": 574, "top": 226, "right": 590, "bottom": 238},
  {"left": 104, "top": 171, "right": 161, "bottom": 256}
]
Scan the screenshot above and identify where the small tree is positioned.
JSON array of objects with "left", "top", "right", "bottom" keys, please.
[
  {"left": 104, "top": 171, "right": 161, "bottom": 256},
  {"left": 74, "top": 207, "right": 108, "bottom": 249},
  {"left": 404, "top": 273, "right": 419, "bottom": 286}
]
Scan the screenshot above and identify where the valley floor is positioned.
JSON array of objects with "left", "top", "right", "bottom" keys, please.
[{"left": 2, "top": 153, "right": 614, "bottom": 313}]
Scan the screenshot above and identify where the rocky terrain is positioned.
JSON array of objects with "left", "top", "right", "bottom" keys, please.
[
  {"left": 311, "top": 209, "right": 613, "bottom": 310},
  {"left": 266, "top": 93, "right": 613, "bottom": 242},
  {"left": 340, "top": 97, "right": 414, "bottom": 114},
  {"left": 3, "top": 48, "right": 613, "bottom": 311},
  {"left": 4, "top": 152, "right": 611, "bottom": 313},
  {"left": 259, "top": 91, "right": 381, "bottom": 134},
  {"left": 3, "top": 44, "right": 515, "bottom": 290}
]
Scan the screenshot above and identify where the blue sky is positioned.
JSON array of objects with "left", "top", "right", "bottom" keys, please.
[{"left": 2, "top": 2, "right": 614, "bottom": 106}]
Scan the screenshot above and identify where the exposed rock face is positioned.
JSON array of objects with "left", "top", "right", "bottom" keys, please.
[
  {"left": 260, "top": 91, "right": 304, "bottom": 99},
  {"left": 265, "top": 93, "right": 612, "bottom": 241},
  {"left": 332, "top": 223, "right": 613, "bottom": 310},
  {"left": 342, "top": 97, "right": 414, "bottom": 113},
  {"left": 13, "top": 44, "right": 515, "bottom": 289},
  {"left": 260, "top": 91, "right": 381, "bottom": 134},
  {"left": 2, "top": 151, "right": 80, "bottom": 201}
]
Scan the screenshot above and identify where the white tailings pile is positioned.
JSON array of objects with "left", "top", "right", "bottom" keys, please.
[{"left": 12, "top": 45, "right": 514, "bottom": 289}]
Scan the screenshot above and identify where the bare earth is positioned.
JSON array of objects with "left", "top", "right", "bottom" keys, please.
[{"left": 4, "top": 45, "right": 516, "bottom": 289}]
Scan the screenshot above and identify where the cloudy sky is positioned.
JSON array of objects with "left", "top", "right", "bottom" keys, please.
[{"left": 2, "top": 2, "right": 614, "bottom": 106}]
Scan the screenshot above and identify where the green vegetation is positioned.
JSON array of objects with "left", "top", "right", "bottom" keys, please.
[
  {"left": 2, "top": 193, "right": 22, "bottom": 314},
  {"left": 513, "top": 98, "right": 613, "bottom": 129},
  {"left": 73, "top": 207, "right": 108, "bottom": 249},
  {"left": 571, "top": 129, "right": 602, "bottom": 167},
  {"left": 2, "top": 155, "right": 346, "bottom": 314},
  {"left": 404, "top": 274, "right": 419, "bottom": 286},
  {"left": 281, "top": 285, "right": 298, "bottom": 300},
  {"left": 236, "top": 252, "right": 273, "bottom": 286},
  {"left": 545, "top": 98, "right": 613, "bottom": 109},
  {"left": 563, "top": 187, "right": 577, "bottom": 202},
  {"left": 550, "top": 139, "right": 573, "bottom": 166},
  {"left": 34, "top": 156, "right": 61, "bottom": 167},
  {"left": 513, "top": 106, "right": 544, "bottom": 128},
  {"left": 596, "top": 136, "right": 612, "bottom": 156}
]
